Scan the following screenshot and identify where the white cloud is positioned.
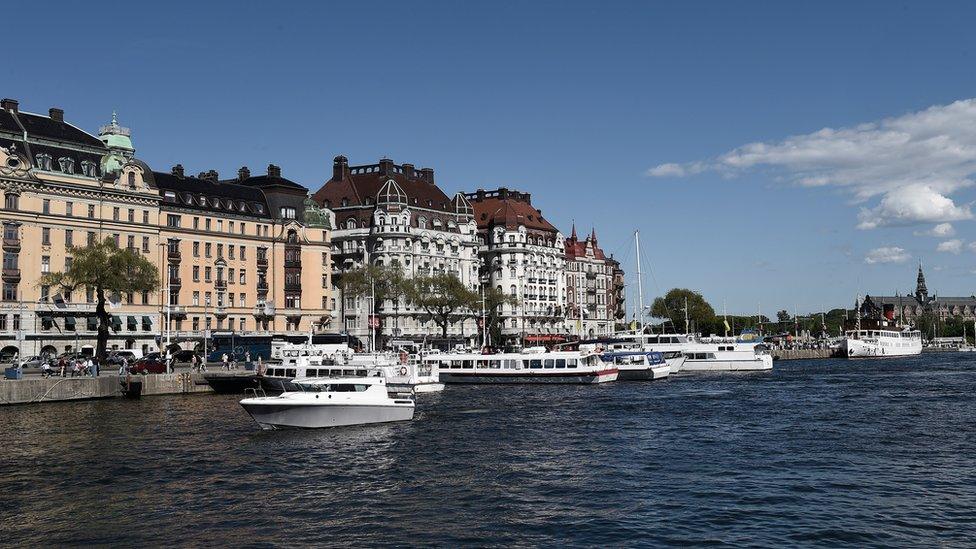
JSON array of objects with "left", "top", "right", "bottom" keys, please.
[
  {"left": 937, "top": 239, "right": 964, "bottom": 254},
  {"left": 969, "top": 242, "right": 976, "bottom": 253},
  {"left": 649, "top": 99, "right": 976, "bottom": 228},
  {"left": 864, "top": 246, "right": 911, "bottom": 264},
  {"left": 915, "top": 223, "right": 956, "bottom": 237}
]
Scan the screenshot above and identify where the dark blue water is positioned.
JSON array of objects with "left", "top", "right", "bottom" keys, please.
[{"left": 2, "top": 355, "right": 975, "bottom": 547}]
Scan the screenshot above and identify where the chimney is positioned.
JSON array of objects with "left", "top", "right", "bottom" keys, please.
[
  {"left": 238, "top": 166, "right": 251, "bottom": 181},
  {"left": 267, "top": 164, "right": 281, "bottom": 178},
  {"left": 1, "top": 98, "right": 18, "bottom": 113},
  {"left": 402, "top": 163, "right": 415, "bottom": 178},
  {"left": 498, "top": 187, "right": 508, "bottom": 199},
  {"left": 49, "top": 108, "right": 64, "bottom": 122},
  {"left": 172, "top": 164, "right": 185, "bottom": 178},
  {"left": 420, "top": 167, "right": 434, "bottom": 184},
  {"left": 332, "top": 155, "right": 348, "bottom": 181},
  {"left": 476, "top": 189, "right": 486, "bottom": 201},
  {"left": 524, "top": 193, "right": 532, "bottom": 204},
  {"left": 379, "top": 157, "right": 394, "bottom": 176}
]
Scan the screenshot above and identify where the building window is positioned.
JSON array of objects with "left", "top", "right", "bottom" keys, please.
[
  {"left": 2, "top": 283, "right": 15, "bottom": 302},
  {"left": 82, "top": 161, "right": 98, "bottom": 178},
  {"left": 112, "top": 207, "right": 120, "bottom": 221},
  {"left": 143, "top": 210, "right": 149, "bottom": 224},
  {"left": 142, "top": 236, "right": 150, "bottom": 253},
  {"left": 193, "top": 217, "right": 199, "bottom": 230},
  {"left": 87, "top": 231, "right": 96, "bottom": 246},
  {"left": 4, "top": 194, "right": 18, "bottom": 210},
  {"left": 229, "top": 268, "right": 235, "bottom": 283},
  {"left": 42, "top": 199, "right": 51, "bottom": 214},
  {"left": 112, "top": 234, "right": 120, "bottom": 247},
  {"left": 280, "top": 206, "right": 296, "bottom": 219},
  {"left": 239, "top": 270, "right": 246, "bottom": 284},
  {"left": 88, "top": 204, "right": 95, "bottom": 218},
  {"left": 127, "top": 172, "right": 136, "bottom": 188},
  {"left": 204, "top": 267, "right": 212, "bottom": 282},
  {"left": 42, "top": 228, "right": 51, "bottom": 245},
  {"left": 192, "top": 291, "right": 200, "bottom": 306},
  {"left": 128, "top": 209, "right": 135, "bottom": 223},
  {"left": 65, "top": 230, "right": 73, "bottom": 248},
  {"left": 228, "top": 245, "right": 235, "bottom": 260},
  {"left": 193, "top": 242, "right": 200, "bottom": 257},
  {"left": 35, "top": 153, "right": 53, "bottom": 170},
  {"left": 205, "top": 219, "right": 211, "bottom": 231},
  {"left": 239, "top": 294, "right": 246, "bottom": 307},
  {"left": 167, "top": 214, "right": 181, "bottom": 228},
  {"left": 192, "top": 266, "right": 200, "bottom": 282},
  {"left": 217, "top": 243, "right": 223, "bottom": 258},
  {"left": 41, "top": 256, "right": 50, "bottom": 273},
  {"left": 127, "top": 235, "right": 135, "bottom": 250},
  {"left": 205, "top": 243, "right": 212, "bottom": 258}
]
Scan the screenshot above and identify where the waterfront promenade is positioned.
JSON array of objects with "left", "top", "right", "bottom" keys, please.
[{"left": 0, "top": 369, "right": 215, "bottom": 405}]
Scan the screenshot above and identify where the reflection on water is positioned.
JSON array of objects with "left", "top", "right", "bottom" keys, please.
[{"left": 2, "top": 355, "right": 976, "bottom": 546}]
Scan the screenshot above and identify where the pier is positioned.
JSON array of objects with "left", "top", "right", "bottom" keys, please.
[
  {"left": 771, "top": 348, "right": 838, "bottom": 361},
  {"left": 0, "top": 372, "right": 214, "bottom": 406}
]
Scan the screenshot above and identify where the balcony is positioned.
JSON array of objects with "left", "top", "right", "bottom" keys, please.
[
  {"left": 256, "top": 256, "right": 268, "bottom": 268},
  {"left": 2, "top": 237, "right": 20, "bottom": 251},
  {"left": 215, "top": 279, "right": 227, "bottom": 290},
  {"left": 284, "top": 258, "right": 301, "bottom": 269},
  {"left": 284, "top": 281, "right": 302, "bottom": 291},
  {"left": 214, "top": 306, "right": 228, "bottom": 318},
  {"left": 164, "top": 304, "right": 187, "bottom": 318},
  {"left": 253, "top": 303, "right": 275, "bottom": 318},
  {"left": 168, "top": 277, "right": 182, "bottom": 288},
  {"left": 167, "top": 247, "right": 181, "bottom": 261},
  {"left": 2, "top": 268, "right": 20, "bottom": 282},
  {"left": 256, "top": 281, "right": 269, "bottom": 292}
]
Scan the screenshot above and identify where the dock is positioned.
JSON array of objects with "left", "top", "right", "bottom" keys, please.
[{"left": 0, "top": 372, "right": 214, "bottom": 406}]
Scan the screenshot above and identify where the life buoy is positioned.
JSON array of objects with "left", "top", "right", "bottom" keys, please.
[{"left": 398, "top": 366, "right": 408, "bottom": 376}]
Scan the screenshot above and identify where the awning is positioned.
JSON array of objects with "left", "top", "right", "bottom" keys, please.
[
  {"left": 141, "top": 316, "right": 152, "bottom": 329},
  {"left": 525, "top": 334, "right": 567, "bottom": 343},
  {"left": 127, "top": 316, "right": 137, "bottom": 329},
  {"left": 111, "top": 316, "right": 122, "bottom": 330},
  {"left": 64, "top": 317, "right": 76, "bottom": 330},
  {"left": 87, "top": 317, "right": 98, "bottom": 330}
]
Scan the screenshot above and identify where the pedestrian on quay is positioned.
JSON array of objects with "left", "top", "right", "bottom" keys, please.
[
  {"left": 245, "top": 351, "right": 251, "bottom": 370},
  {"left": 257, "top": 356, "right": 264, "bottom": 376},
  {"left": 58, "top": 357, "right": 67, "bottom": 378},
  {"left": 190, "top": 353, "right": 198, "bottom": 372},
  {"left": 120, "top": 357, "right": 129, "bottom": 376},
  {"left": 222, "top": 353, "right": 229, "bottom": 371}
]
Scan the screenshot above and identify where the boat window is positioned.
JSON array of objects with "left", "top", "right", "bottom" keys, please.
[
  {"left": 286, "top": 369, "right": 296, "bottom": 378},
  {"left": 357, "top": 370, "right": 366, "bottom": 376},
  {"left": 529, "top": 359, "right": 542, "bottom": 368},
  {"left": 490, "top": 360, "right": 501, "bottom": 369},
  {"left": 330, "top": 383, "right": 369, "bottom": 392},
  {"left": 306, "top": 370, "right": 317, "bottom": 378},
  {"left": 568, "top": 359, "right": 578, "bottom": 367},
  {"left": 476, "top": 360, "right": 488, "bottom": 368},
  {"left": 451, "top": 360, "right": 462, "bottom": 368},
  {"left": 556, "top": 359, "right": 566, "bottom": 368},
  {"left": 504, "top": 360, "right": 517, "bottom": 368},
  {"left": 522, "top": 360, "right": 531, "bottom": 369},
  {"left": 543, "top": 359, "right": 554, "bottom": 368},
  {"left": 462, "top": 360, "right": 474, "bottom": 369}
]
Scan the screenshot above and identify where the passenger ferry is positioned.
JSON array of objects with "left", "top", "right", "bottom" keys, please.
[
  {"left": 263, "top": 343, "right": 443, "bottom": 394},
  {"left": 423, "top": 349, "right": 618, "bottom": 384},
  {"left": 582, "top": 332, "right": 771, "bottom": 372},
  {"left": 841, "top": 327, "right": 922, "bottom": 358}
]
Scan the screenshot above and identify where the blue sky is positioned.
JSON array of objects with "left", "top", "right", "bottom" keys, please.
[{"left": 5, "top": 1, "right": 976, "bottom": 315}]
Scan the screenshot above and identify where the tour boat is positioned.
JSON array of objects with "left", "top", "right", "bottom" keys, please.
[
  {"left": 261, "top": 343, "right": 443, "bottom": 394},
  {"left": 239, "top": 377, "right": 415, "bottom": 430},
  {"left": 599, "top": 350, "right": 670, "bottom": 381},
  {"left": 583, "top": 333, "right": 771, "bottom": 372},
  {"left": 423, "top": 349, "right": 618, "bottom": 384},
  {"left": 841, "top": 328, "right": 922, "bottom": 358}
]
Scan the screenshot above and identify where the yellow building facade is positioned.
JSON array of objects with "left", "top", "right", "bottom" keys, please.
[{"left": 0, "top": 98, "right": 332, "bottom": 360}]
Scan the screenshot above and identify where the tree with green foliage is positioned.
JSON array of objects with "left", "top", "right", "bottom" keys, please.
[
  {"left": 650, "top": 288, "right": 716, "bottom": 334},
  {"left": 482, "top": 286, "right": 520, "bottom": 347},
  {"left": 38, "top": 237, "right": 159, "bottom": 360},
  {"left": 405, "top": 273, "right": 479, "bottom": 341},
  {"left": 338, "top": 264, "right": 409, "bottom": 346}
]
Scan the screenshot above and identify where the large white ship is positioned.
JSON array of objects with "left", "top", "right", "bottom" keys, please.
[{"left": 841, "top": 328, "right": 922, "bottom": 358}]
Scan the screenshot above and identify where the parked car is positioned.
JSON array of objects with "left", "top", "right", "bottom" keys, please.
[
  {"left": 20, "top": 355, "right": 52, "bottom": 368},
  {"left": 106, "top": 350, "right": 140, "bottom": 365},
  {"left": 143, "top": 351, "right": 163, "bottom": 362},
  {"left": 129, "top": 357, "right": 167, "bottom": 375}
]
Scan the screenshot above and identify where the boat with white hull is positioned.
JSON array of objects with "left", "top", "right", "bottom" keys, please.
[
  {"left": 424, "top": 350, "right": 618, "bottom": 384},
  {"left": 582, "top": 333, "right": 770, "bottom": 372},
  {"left": 599, "top": 351, "right": 670, "bottom": 381},
  {"left": 239, "top": 377, "right": 414, "bottom": 430},
  {"left": 841, "top": 329, "right": 922, "bottom": 358}
]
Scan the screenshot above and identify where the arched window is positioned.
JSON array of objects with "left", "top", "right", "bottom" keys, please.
[
  {"left": 127, "top": 172, "right": 136, "bottom": 188},
  {"left": 346, "top": 219, "right": 357, "bottom": 229},
  {"left": 286, "top": 230, "right": 298, "bottom": 244}
]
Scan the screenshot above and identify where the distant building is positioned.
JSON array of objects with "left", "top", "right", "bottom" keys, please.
[
  {"left": 313, "top": 156, "right": 479, "bottom": 347},
  {"left": 564, "top": 227, "right": 617, "bottom": 338},
  {"left": 860, "top": 264, "right": 976, "bottom": 322},
  {"left": 466, "top": 188, "right": 568, "bottom": 346}
]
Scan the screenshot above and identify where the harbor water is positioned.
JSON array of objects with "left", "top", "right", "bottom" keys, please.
[{"left": 2, "top": 354, "right": 975, "bottom": 547}]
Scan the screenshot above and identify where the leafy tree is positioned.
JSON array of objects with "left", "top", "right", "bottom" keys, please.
[
  {"left": 776, "top": 309, "right": 792, "bottom": 323},
  {"left": 405, "top": 273, "right": 479, "bottom": 341},
  {"left": 39, "top": 237, "right": 158, "bottom": 360},
  {"left": 338, "top": 264, "right": 408, "bottom": 346},
  {"left": 650, "top": 288, "right": 716, "bottom": 334},
  {"left": 482, "top": 286, "right": 520, "bottom": 347}
]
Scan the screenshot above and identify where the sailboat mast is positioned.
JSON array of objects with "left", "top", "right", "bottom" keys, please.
[{"left": 635, "top": 230, "right": 645, "bottom": 331}]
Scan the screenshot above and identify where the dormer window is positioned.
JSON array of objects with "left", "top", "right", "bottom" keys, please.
[
  {"left": 197, "top": 196, "right": 207, "bottom": 206},
  {"left": 433, "top": 219, "right": 442, "bottom": 228},
  {"left": 341, "top": 198, "right": 349, "bottom": 207},
  {"left": 346, "top": 219, "right": 357, "bottom": 229},
  {"left": 58, "top": 157, "right": 75, "bottom": 174},
  {"left": 126, "top": 171, "right": 135, "bottom": 187},
  {"left": 254, "top": 204, "right": 264, "bottom": 214},
  {"left": 280, "top": 206, "right": 296, "bottom": 219},
  {"left": 417, "top": 217, "right": 427, "bottom": 229},
  {"left": 35, "top": 154, "right": 52, "bottom": 171},
  {"left": 164, "top": 191, "right": 177, "bottom": 201}
]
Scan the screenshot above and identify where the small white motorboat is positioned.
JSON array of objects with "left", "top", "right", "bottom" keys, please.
[{"left": 239, "top": 377, "right": 414, "bottom": 430}]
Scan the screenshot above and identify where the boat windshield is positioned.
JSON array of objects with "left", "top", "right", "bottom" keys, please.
[{"left": 294, "top": 383, "right": 369, "bottom": 393}]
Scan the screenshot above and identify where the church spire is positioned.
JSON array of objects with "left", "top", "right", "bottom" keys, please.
[
  {"left": 915, "top": 261, "right": 928, "bottom": 301},
  {"left": 570, "top": 222, "right": 577, "bottom": 240}
]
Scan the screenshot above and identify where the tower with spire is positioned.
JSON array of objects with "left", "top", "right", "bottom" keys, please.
[{"left": 915, "top": 262, "right": 928, "bottom": 302}]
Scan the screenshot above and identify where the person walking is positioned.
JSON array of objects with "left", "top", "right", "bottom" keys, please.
[
  {"left": 190, "top": 353, "right": 198, "bottom": 372},
  {"left": 222, "top": 353, "right": 229, "bottom": 371}
]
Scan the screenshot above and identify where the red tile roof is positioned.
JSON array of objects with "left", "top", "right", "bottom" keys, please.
[
  {"left": 465, "top": 188, "right": 558, "bottom": 233},
  {"left": 564, "top": 225, "right": 606, "bottom": 260},
  {"left": 312, "top": 156, "right": 457, "bottom": 213}
]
